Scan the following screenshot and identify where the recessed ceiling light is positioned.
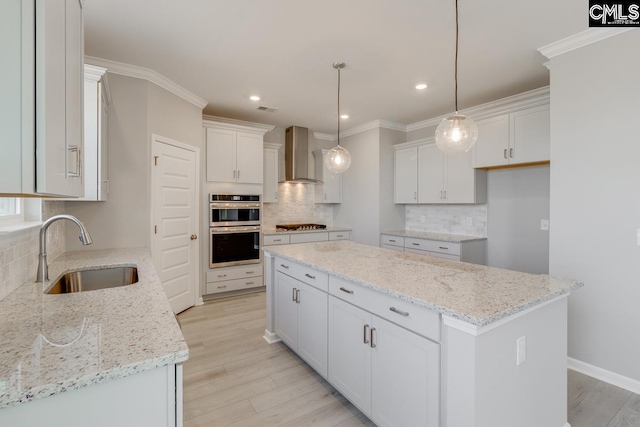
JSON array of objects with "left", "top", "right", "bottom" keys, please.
[
  {"left": 249, "top": 95, "right": 260, "bottom": 101},
  {"left": 415, "top": 83, "right": 428, "bottom": 90},
  {"left": 340, "top": 114, "right": 349, "bottom": 119}
]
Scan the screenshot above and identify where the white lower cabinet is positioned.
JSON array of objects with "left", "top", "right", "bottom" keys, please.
[
  {"left": 328, "top": 296, "right": 440, "bottom": 426},
  {"left": 275, "top": 271, "right": 328, "bottom": 378}
]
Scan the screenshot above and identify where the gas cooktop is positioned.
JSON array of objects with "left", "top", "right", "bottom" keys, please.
[{"left": 276, "top": 223, "right": 327, "bottom": 231}]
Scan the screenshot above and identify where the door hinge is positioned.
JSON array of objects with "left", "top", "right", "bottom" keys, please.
[
  {"left": 154, "top": 156, "right": 159, "bottom": 166},
  {"left": 154, "top": 225, "right": 157, "bottom": 234}
]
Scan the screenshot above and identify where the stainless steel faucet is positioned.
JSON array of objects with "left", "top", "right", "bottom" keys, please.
[{"left": 36, "top": 214, "right": 93, "bottom": 282}]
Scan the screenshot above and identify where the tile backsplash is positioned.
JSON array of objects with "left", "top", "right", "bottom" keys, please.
[
  {"left": 263, "top": 183, "right": 334, "bottom": 229},
  {"left": 0, "top": 201, "right": 66, "bottom": 301},
  {"left": 406, "top": 204, "right": 487, "bottom": 236}
]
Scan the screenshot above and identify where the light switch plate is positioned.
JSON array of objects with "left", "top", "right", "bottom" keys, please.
[
  {"left": 517, "top": 336, "right": 526, "bottom": 366},
  {"left": 541, "top": 219, "right": 549, "bottom": 231}
]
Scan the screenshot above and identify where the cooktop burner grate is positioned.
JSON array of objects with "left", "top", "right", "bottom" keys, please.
[{"left": 276, "top": 223, "right": 327, "bottom": 231}]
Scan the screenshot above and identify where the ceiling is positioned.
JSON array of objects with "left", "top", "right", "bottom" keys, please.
[{"left": 84, "top": 0, "right": 585, "bottom": 134}]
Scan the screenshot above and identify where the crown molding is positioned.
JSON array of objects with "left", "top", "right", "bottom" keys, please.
[
  {"left": 264, "top": 142, "right": 281, "bottom": 150},
  {"left": 84, "top": 64, "right": 112, "bottom": 105},
  {"left": 406, "top": 86, "right": 550, "bottom": 133},
  {"left": 202, "top": 115, "right": 275, "bottom": 135},
  {"left": 85, "top": 56, "right": 208, "bottom": 109},
  {"left": 538, "top": 28, "right": 633, "bottom": 59},
  {"left": 313, "top": 132, "right": 335, "bottom": 141},
  {"left": 393, "top": 137, "right": 434, "bottom": 150}
]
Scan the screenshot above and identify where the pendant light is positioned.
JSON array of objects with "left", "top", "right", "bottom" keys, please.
[
  {"left": 325, "top": 62, "right": 352, "bottom": 173},
  {"left": 435, "top": 0, "right": 478, "bottom": 155}
]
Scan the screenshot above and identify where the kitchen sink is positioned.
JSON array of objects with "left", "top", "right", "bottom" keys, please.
[{"left": 46, "top": 266, "right": 138, "bottom": 294}]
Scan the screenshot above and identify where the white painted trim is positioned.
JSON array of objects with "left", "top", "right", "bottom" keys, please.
[
  {"left": 563, "top": 423, "right": 571, "bottom": 427},
  {"left": 393, "top": 137, "right": 434, "bottom": 150},
  {"left": 150, "top": 134, "right": 201, "bottom": 312},
  {"left": 443, "top": 294, "right": 568, "bottom": 336},
  {"left": 83, "top": 64, "right": 107, "bottom": 82},
  {"left": 263, "top": 329, "right": 282, "bottom": 344},
  {"left": 313, "top": 132, "right": 335, "bottom": 141},
  {"left": 202, "top": 115, "right": 275, "bottom": 135},
  {"left": 568, "top": 357, "right": 640, "bottom": 395},
  {"left": 538, "top": 28, "right": 633, "bottom": 59},
  {"left": 85, "top": 56, "right": 207, "bottom": 109},
  {"left": 263, "top": 142, "right": 281, "bottom": 150}
]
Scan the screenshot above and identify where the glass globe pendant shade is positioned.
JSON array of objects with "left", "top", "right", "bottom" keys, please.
[
  {"left": 435, "top": 114, "right": 478, "bottom": 155},
  {"left": 325, "top": 145, "right": 351, "bottom": 173}
]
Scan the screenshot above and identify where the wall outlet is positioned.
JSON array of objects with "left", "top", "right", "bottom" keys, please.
[
  {"left": 420, "top": 215, "right": 426, "bottom": 223},
  {"left": 540, "top": 219, "right": 549, "bottom": 231},
  {"left": 517, "top": 336, "right": 526, "bottom": 366},
  {"left": 466, "top": 217, "right": 472, "bottom": 226}
]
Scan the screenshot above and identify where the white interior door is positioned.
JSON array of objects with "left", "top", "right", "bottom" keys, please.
[{"left": 151, "top": 136, "right": 199, "bottom": 314}]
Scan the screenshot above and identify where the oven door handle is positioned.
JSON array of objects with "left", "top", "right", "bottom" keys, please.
[
  {"left": 210, "top": 202, "right": 261, "bottom": 209},
  {"left": 210, "top": 226, "right": 261, "bottom": 234}
]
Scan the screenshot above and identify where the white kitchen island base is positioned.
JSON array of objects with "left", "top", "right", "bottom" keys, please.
[{"left": 263, "top": 242, "right": 580, "bottom": 427}]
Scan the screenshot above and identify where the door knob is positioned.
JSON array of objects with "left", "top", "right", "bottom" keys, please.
[{"left": 190, "top": 235, "right": 198, "bottom": 240}]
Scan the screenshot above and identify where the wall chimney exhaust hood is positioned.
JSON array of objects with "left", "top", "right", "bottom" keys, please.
[{"left": 283, "top": 126, "right": 322, "bottom": 183}]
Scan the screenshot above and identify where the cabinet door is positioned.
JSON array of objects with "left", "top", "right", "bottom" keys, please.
[
  {"left": 371, "top": 316, "right": 440, "bottom": 427},
  {"left": 236, "top": 132, "right": 263, "bottom": 184},
  {"left": 98, "top": 81, "right": 109, "bottom": 201},
  {"left": 297, "top": 282, "right": 328, "bottom": 378},
  {"left": 275, "top": 272, "right": 299, "bottom": 350},
  {"left": 510, "top": 105, "right": 550, "bottom": 165},
  {"left": 418, "top": 144, "right": 444, "bottom": 204},
  {"left": 394, "top": 147, "right": 418, "bottom": 204},
  {"left": 263, "top": 148, "right": 278, "bottom": 203},
  {"left": 473, "top": 114, "right": 509, "bottom": 168},
  {"left": 314, "top": 150, "right": 342, "bottom": 203},
  {"left": 328, "top": 296, "right": 372, "bottom": 415},
  {"left": 206, "top": 128, "right": 236, "bottom": 182},
  {"left": 445, "top": 149, "right": 476, "bottom": 203}
]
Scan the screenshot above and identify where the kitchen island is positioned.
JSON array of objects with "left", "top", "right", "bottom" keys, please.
[
  {"left": 0, "top": 248, "right": 188, "bottom": 426},
  {"left": 263, "top": 240, "right": 581, "bottom": 427}
]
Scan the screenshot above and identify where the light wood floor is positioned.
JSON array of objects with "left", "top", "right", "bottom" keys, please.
[{"left": 178, "top": 292, "right": 640, "bottom": 427}]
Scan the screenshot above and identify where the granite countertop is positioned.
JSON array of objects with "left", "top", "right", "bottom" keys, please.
[
  {"left": 383, "top": 230, "right": 487, "bottom": 243},
  {"left": 263, "top": 226, "right": 352, "bottom": 236},
  {"left": 264, "top": 241, "right": 582, "bottom": 327},
  {"left": 0, "top": 248, "right": 189, "bottom": 409}
]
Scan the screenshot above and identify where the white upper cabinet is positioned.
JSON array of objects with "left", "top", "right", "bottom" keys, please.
[
  {"left": 394, "top": 146, "right": 418, "bottom": 204},
  {"left": 203, "top": 118, "right": 273, "bottom": 185},
  {"left": 1, "top": 0, "right": 84, "bottom": 197},
  {"left": 473, "top": 104, "right": 550, "bottom": 168},
  {"left": 396, "top": 139, "right": 486, "bottom": 204},
  {"left": 263, "top": 143, "right": 280, "bottom": 203},
  {"left": 313, "top": 149, "right": 342, "bottom": 204}
]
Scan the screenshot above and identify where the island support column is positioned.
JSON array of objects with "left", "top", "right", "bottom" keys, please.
[
  {"left": 263, "top": 251, "right": 281, "bottom": 344},
  {"left": 442, "top": 295, "right": 570, "bottom": 427}
]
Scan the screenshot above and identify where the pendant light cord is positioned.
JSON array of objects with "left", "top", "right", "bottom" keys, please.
[
  {"left": 337, "top": 66, "right": 341, "bottom": 146},
  {"left": 454, "top": 0, "right": 459, "bottom": 113}
]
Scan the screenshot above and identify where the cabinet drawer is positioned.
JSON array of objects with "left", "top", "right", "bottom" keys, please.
[
  {"left": 382, "top": 244, "right": 404, "bottom": 252},
  {"left": 206, "top": 264, "right": 263, "bottom": 283},
  {"left": 276, "top": 257, "right": 328, "bottom": 292},
  {"left": 264, "top": 234, "right": 290, "bottom": 246},
  {"left": 405, "top": 238, "right": 460, "bottom": 256},
  {"left": 405, "top": 247, "right": 460, "bottom": 261},
  {"left": 290, "top": 232, "right": 329, "bottom": 244},
  {"left": 206, "top": 276, "right": 264, "bottom": 294},
  {"left": 381, "top": 235, "right": 404, "bottom": 247},
  {"left": 329, "top": 276, "right": 440, "bottom": 342},
  {"left": 329, "top": 231, "right": 350, "bottom": 241}
]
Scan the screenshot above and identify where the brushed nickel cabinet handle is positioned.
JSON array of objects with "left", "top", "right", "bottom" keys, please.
[
  {"left": 274, "top": 239, "right": 282, "bottom": 242},
  {"left": 305, "top": 273, "right": 316, "bottom": 279},
  {"left": 296, "top": 289, "right": 300, "bottom": 303},
  {"left": 390, "top": 307, "right": 409, "bottom": 317},
  {"left": 339, "top": 287, "right": 353, "bottom": 294},
  {"left": 292, "top": 288, "right": 296, "bottom": 301},
  {"left": 504, "top": 149, "right": 507, "bottom": 159},
  {"left": 238, "top": 170, "right": 240, "bottom": 180},
  {"left": 281, "top": 264, "right": 289, "bottom": 269},
  {"left": 218, "top": 274, "right": 227, "bottom": 278},
  {"left": 218, "top": 285, "right": 227, "bottom": 289},
  {"left": 389, "top": 239, "right": 396, "bottom": 242},
  {"left": 245, "top": 271, "right": 254, "bottom": 274},
  {"left": 336, "top": 234, "right": 343, "bottom": 237},
  {"left": 414, "top": 192, "right": 417, "bottom": 200},
  {"left": 246, "top": 281, "right": 254, "bottom": 285},
  {"left": 233, "top": 170, "right": 236, "bottom": 178},
  {"left": 439, "top": 246, "right": 449, "bottom": 250},
  {"left": 370, "top": 328, "right": 376, "bottom": 348},
  {"left": 444, "top": 190, "right": 447, "bottom": 199},
  {"left": 364, "top": 324, "right": 370, "bottom": 344},
  {"left": 510, "top": 148, "right": 514, "bottom": 158},
  {"left": 440, "top": 190, "right": 443, "bottom": 199},
  {"left": 412, "top": 243, "right": 420, "bottom": 246}
]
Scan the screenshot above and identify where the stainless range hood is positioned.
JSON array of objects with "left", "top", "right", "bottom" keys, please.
[{"left": 283, "top": 126, "right": 322, "bottom": 183}]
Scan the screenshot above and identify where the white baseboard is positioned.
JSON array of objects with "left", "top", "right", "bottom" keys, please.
[
  {"left": 568, "top": 357, "right": 640, "bottom": 395},
  {"left": 195, "top": 297, "right": 204, "bottom": 306},
  {"left": 263, "top": 329, "right": 281, "bottom": 344},
  {"left": 563, "top": 423, "right": 571, "bottom": 427}
]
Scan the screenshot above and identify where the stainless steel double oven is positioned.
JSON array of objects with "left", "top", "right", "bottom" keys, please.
[{"left": 209, "top": 194, "right": 261, "bottom": 268}]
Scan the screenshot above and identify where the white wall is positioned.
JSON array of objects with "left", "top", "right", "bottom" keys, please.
[
  {"left": 378, "top": 128, "right": 406, "bottom": 234},
  {"left": 66, "top": 75, "right": 203, "bottom": 251},
  {"left": 549, "top": 31, "right": 640, "bottom": 381},
  {"left": 487, "top": 165, "right": 549, "bottom": 274}
]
